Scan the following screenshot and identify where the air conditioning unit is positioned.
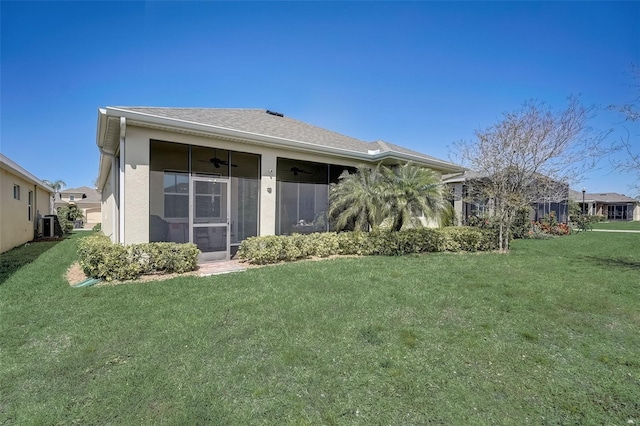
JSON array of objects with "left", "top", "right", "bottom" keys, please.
[{"left": 42, "top": 216, "right": 55, "bottom": 238}]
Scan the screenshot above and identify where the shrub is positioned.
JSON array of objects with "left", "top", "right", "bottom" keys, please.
[
  {"left": 571, "top": 214, "right": 594, "bottom": 232},
  {"left": 441, "top": 227, "right": 498, "bottom": 252},
  {"left": 511, "top": 208, "right": 532, "bottom": 239},
  {"left": 467, "top": 212, "right": 527, "bottom": 242},
  {"left": 526, "top": 223, "right": 554, "bottom": 239},
  {"left": 235, "top": 235, "right": 284, "bottom": 265},
  {"left": 336, "top": 232, "right": 368, "bottom": 256},
  {"left": 237, "top": 227, "right": 497, "bottom": 265},
  {"left": 92, "top": 223, "right": 102, "bottom": 232},
  {"left": 77, "top": 235, "right": 200, "bottom": 281},
  {"left": 305, "top": 232, "right": 340, "bottom": 258}
]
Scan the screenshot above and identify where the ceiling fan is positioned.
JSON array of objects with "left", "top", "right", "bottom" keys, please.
[
  {"left": 209, "top": 157, "right": 237, "bottom": 168},
  {"left": 198, "top": 150, "right": 237, "bottom": 168},
  {"left": 290, "top": 167, "right": 312, "bottom": 176}
]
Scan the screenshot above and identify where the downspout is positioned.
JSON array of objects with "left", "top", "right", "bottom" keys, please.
[
  {"left": 33, "top": 184, "right": 38, "bottom": 238},
  {"left": 99, "top": 146, "right": 118, "bottom": 243},
  {"left": 119, "top": 117, "right": 126, "bottom": 244}
]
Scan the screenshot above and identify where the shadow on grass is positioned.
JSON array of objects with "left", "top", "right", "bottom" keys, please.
[
  {"left": 583, "top": 256, "right": 640, "bottom": 271},
  {"left": 0, "top": 238, "right": 64, "bottom": 285}
]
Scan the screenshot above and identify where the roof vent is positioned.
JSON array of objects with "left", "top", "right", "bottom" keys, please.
[{"left": 266, "top": 110, "right": 284, "bottom": 117}]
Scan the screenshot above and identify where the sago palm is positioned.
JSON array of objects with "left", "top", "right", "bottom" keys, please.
[
  {"left": 380, "top": 163, "right": 445, "bottom": 231},
  {"left": 328, "top": 165, "right": 384, "bottom": 231}
]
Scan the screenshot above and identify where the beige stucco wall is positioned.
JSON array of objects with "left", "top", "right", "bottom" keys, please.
[
  {"left": 34, "top": 185, "right": 51, "bottom": 223},
  {"left": 84, "top": 207, "right": 102, "bottom": 225},
  {"left": 120, "top": 125, "right": 364, "bottom": 243},
  {"left": 451, "top": 183, "right": 464, "bottom": 225},
  {"left": 101, "top": 165, "right": 116, "bottom": 241},
  {"left": 123, "top": 127, "right": 150, "bottom": 244},
  {"left": 0, "top": 168, "right": 52, "bottom": 253}
]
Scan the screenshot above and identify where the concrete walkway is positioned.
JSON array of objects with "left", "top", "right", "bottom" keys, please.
[
  {"left": 198, "top": 259, "right": 247, "bottom": 276},
  {"left": 591, "top": 229, "right": 640, "bottom": 233}
]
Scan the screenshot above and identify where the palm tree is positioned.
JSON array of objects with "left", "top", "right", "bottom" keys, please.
[
  {"left": 43, "top": 179, "right": 66, "bottom": 200},
  {"left": 380, "top": 163, "right": 445, "bottom": 231},
  {"left": 328, "top": 165, "right": 384, "bottom": 231}
]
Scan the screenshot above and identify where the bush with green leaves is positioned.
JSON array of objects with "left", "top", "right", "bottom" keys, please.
[
  {"left": 77, "top": 235, "right": 200, "bottom": 281},
  {"left": 92, "top": 223, "right": 102, "bottom": 232},
  {"left": 56, "top": 204, "right": 84, "bottom": 233},
  {"left": 572, "top": 214, "right": 595, "bottom": 232},
  {"left": 467, "top": 209, "right": 531, "bottom": 242},
  {"left": 237, "top": 227, "right": 497, "bottom": 264},
  {"left": 440, "top": 226, "right": 499, "bottom": 251}
]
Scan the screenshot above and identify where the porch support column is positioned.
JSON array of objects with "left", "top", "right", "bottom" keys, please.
[
  {"left": 452, "top": 183, "right": 464, "bottom": 225},
  {"left": 259, "top": 152, "right": 277, "bottom": 236}
]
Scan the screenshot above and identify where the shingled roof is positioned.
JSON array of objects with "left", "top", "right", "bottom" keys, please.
[
  {"left": 104, "top": 107, "right": 458, "bottom": 170},
  {"left": 569, "top": 190, "right": 639, "bottom": 203},
  {"left": 60, "top": 186, "right": 101, "bottom": 203}
]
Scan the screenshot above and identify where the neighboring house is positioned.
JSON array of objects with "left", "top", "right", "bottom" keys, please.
[
  {"left": 55, "top": 186, "right": 102, "bottom": 228},
  {"left": 95, "top": 107, "right": 462, "bottom": 260},
  {"left": 0, "top": 154, "right": 53, "bottom": 253},
  {"left": 444, "top": 170, "right": 570, "bottom": 224},
  {"left": 570, "top": 190, "right": 640, "bottom": 221}
]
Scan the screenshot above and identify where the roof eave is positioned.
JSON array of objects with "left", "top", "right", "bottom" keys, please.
[
  {"left": 103, "top": 107, "right": 462, "bottom": 173},
  {"left": 0, "top": 154, "right": 54, "bottom": 193}
]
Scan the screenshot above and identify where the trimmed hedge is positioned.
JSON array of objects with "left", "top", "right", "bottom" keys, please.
[
  {"left": 236, "top": 227, "right": 498, "bottom": 265},
  {"left": 77, "top": 234, "right": 200, "bottom": 281}
]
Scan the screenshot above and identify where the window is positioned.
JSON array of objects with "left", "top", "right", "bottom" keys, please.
[
  {"left": 163, "top": 172, "right": 189, "bottom": 218},
  {"left": 28, "top": 191, "right": 33, "bottom": 220},
  {"left": 13, "top": 184, "right": 20, "bottom": 200},
  {"left": 69, "top": 195, "right": 75, "bottom": 201}
]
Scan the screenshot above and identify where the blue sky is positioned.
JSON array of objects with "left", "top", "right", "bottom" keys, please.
[{"left": 2, "top": 1, "right": 639, "bottom": 195}]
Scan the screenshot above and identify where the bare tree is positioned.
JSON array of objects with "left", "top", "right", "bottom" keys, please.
[
  {"left": 609, "top": 65, "right": 640, "bottom": 196},
  {"left": 453, "top": 96, "right": 595, "bottom": 251}
]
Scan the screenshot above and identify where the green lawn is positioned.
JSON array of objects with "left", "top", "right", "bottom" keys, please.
[
  {"left": 590, "top": 221, "right": 640, "bottom": 230},
  {"left": 1, "top": 232, "right": 639, "bottom": 424}
]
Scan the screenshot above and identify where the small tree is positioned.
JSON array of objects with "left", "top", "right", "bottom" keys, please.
[
  {"left": 56, "top": 203, "right": 84, "bottom": 233},
  {"left": 454, "top": 96, "right": 595, "bottom": 251}
]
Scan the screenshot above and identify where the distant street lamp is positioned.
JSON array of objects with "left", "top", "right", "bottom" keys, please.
[{"left": 582, "top": 188, "right": 586, "bottom": 215}]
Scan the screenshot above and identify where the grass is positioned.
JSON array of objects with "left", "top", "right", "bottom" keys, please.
[
  {"left": 590, "top": 220, "right": 640, "bottom": 230},
  {"left": 1, "top": 232, "right": 639, "bottom": 424}
]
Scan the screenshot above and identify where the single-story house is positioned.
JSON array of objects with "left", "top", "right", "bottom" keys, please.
[
  {"left": 444, "top": 171, "right": 569, "bottom": 224},
  {"left": 95, "top": 107, "right": 462, "bottom": 261},
  {"left": 55, "top": 186, "right": 102, "bottom": 229},
  {"left": 0, "top": 154, "right": 53, "bottom": 253},
  {"left": 571, "top": 190, "right": 640, "bottom": 221}
]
